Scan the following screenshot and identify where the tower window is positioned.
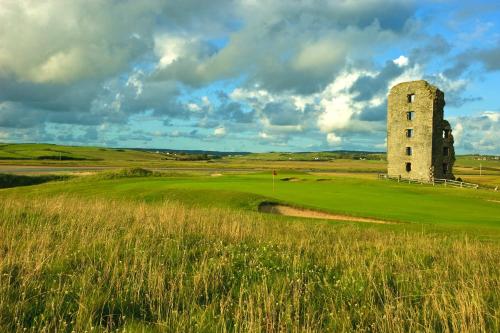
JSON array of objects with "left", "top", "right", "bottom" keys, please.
[
  {"left": 406, "top": 147, "right": 412, "bottom": 156},
  {"left": 406, "top": 129, "right": 413, "bottom": 137},
  {"left": 443, "top": 163, "right": 448, "bottom": 174},
  {"left": 407, "top": 94, "right": 415, "bottom": 103},
  {"left": 443, "top": 147, "right": 449, "bottom": 156},
  {"left": 443, "top": 129, "right": 450, "bottom": 138},
  {"left": 406, "top": 111, "right": 415, "bottom": 120},
  {"left": 406, "top": 162, "right": 412, "bottom": 172}
]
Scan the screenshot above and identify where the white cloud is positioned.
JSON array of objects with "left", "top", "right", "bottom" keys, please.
[
  {"left": 388, "top": 64, "right": 424, "bottom": 88},
  {"left": 318, "top": 94, "right": 355, "bottom": 132},
  {"left": 453, "top": 122, "right": 464, "bottom": 144},
  {"left": 126, "top": 71, "right": 144, "bottom": 97},
  {"left": 449, "top": 112, "right": 500, "bottom": 154},
  {"left": 433, "top": 73, "right": 468, "bottom": 92},
  {"left": 326, "top": 132, "right": 342, "bottom": 145},
  {"left": 187, "top": 103, "right": 202, "bottom": 112},
  {"left": 483, "top": 111, "right": 500, "bottom": 122},
  {"left": 317, "top": 70, "right": 381, "bottom": 133},
  {"left": 393, "top": 55, "right": 409, "bottom": 67},
  {"left": 154, "top": 34, "right": 198, "bottom": 68},
  {"left": 214, "top": 126, "right": 226, "bottom": 137},
  {"left": 259, "top": 132, "right": 270, "bottom": 139}
]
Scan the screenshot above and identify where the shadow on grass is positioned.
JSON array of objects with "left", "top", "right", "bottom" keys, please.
[{"left": 0, "top": 173, "right": 71, "bottom": 189}]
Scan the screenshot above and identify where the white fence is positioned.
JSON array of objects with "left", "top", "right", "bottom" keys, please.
[{"left": 377, "top": 174, "right": 493, "bottom": 190}]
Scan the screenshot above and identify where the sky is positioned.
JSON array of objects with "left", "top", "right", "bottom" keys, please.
[{"left": 0, "top": 0, "right": 499, "bottom": 154}]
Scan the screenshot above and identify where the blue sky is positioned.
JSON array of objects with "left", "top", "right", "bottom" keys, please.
[{"left": 0, "top": 0, "right": 499, "bottom": 153}]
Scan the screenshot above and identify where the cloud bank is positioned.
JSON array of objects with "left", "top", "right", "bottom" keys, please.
[{"left": 0, "top": 0, "right": 499, "bottom": 153}]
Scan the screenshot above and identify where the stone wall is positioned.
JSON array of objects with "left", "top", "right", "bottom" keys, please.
[{"left": 387, "top": 80, "right": 454, "bottom": 181}]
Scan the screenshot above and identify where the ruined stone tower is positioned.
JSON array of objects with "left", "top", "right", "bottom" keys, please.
[{"left": 387, "top": 80, "right": 455, "bottom": 181}]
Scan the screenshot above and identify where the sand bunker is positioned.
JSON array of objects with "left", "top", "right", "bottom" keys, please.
[
  {"left": 280, "top": 177, "right": 302, "bottom": 182},
  {"left": 259, "top": 202, "right": 395, "bottom": 224}
]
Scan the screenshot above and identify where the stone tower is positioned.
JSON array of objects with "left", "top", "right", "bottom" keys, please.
[{"left": 387, "top": 80, "right": 455, "bottom": 181}]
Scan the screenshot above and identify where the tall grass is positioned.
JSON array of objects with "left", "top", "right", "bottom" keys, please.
[{"left": 0, "top": 195, "right": 498, "bottom": 332}]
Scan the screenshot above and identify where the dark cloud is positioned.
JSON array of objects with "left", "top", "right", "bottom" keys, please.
[
  {"left": 0, "top": 103, "right": 45, "bottom": 128},
  {"left": 358, "top": 102, "right": 387, "bottom": 122},
  {"left": 350, "top": 60, "right": 405, "bottom": 101},
  {"left": 410, "top": 35, "right": 452, "bottom": 64},
  {"left": 474, "top": 47, "right": 500, "bottom": 71},
  {"left": 443, "top": 45, "right": 500, "bottom": 79},
  {"left": 218, "top": 102, "right": 255, "bottom": 123},
  {"left": 262, "top": 102, "right": 302, "bottom": 126}
]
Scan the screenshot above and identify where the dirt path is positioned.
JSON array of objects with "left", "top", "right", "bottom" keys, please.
[{"left": 259, "top": 202, "right": 396, "bottom": 224}]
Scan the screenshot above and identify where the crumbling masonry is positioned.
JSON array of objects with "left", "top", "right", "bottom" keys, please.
[{"left": 387, "top": 80, "right": 455, "bottom": 181}]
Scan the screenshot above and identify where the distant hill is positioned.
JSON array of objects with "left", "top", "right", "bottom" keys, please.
[
  {"left": 0, "top": 143, "right": 161, "bottom": 162},
  {"left": 241, "top": 151, "right": 386, "bottom": 161},
  {"left": 131, "top": 148, "right": 251, "bottom": 157},
  {"left": 2, "top": 143, "right": 496, "bottom": 164}
]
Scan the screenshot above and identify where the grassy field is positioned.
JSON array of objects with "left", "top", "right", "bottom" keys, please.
[
  {"left": 1, "top": 144, "right": 499, "bottom": 186},
  {"left": 5, "top": 170, "right": 499, "bottom": 234},
  {"left": 1, "top": 144, "right": 499, "bottom": 331},
  {"left": 0, "top": 168, "right": 499, "bottom": 332}
]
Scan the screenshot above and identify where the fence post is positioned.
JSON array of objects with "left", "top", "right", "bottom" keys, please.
[
  {"left": 444, "top": 179, "right": 447, "bottom": 187},
  {"left": 460, "top": 182, "right": 463, "bottom": 188}
]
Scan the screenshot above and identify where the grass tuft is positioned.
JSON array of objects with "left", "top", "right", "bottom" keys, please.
[{"left": 92, "top": 168, "right": 156, "bottom": 180}]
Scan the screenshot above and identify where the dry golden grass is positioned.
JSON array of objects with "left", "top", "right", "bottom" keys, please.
[{"left": 0, "top": 195, "right": 499, "bottom": 332}]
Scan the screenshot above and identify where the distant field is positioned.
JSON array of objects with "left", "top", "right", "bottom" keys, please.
[
  {"left": 0, "top": 143, "right": 165, "bottom": 162},
  {"left": 0, "top": 169, "right": 499, "bottom": 331},
  {"left": 1, "top": 143, "right": 499, "bottom": 183}
]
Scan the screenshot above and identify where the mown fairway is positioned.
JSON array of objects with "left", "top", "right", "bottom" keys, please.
[
  {"left": 6, "top": 170, "right": 500, "bottom": 235},
  {"left": 0, "top": 169, "right": 499, "bottom": 332}
]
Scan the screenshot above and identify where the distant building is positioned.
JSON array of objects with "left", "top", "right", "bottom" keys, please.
[{"left": 387, "top": 80, "right": 455, "bottom": 181}]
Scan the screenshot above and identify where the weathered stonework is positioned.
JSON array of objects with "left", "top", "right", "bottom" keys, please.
[{"left": 387, "top": 80, "right": 455, "bottom": 181}]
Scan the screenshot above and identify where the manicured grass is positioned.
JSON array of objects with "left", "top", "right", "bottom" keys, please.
[{"left": 3, "top": 170, "right": 499, "bottom": 236}]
